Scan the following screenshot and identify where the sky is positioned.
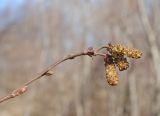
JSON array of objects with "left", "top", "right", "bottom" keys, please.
[{"left": 0, "top": 0, "right": 26, "bottom": 29}]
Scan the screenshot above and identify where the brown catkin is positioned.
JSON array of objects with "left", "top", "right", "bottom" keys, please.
[
  {"left": 105, "top": 63, "right": 119, "bottom": 86},
  {"left": 107, "top": 44, "right": 142, "bottom": 59},
  {"left": 114, "top": 56, "right": 129, "bottom": 71}
]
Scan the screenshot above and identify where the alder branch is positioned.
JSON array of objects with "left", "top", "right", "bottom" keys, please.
[
  {"left": 0, "top": 46, "right": 106, "bottom": 103},
  {"left": 0, "top": 43, "right": 142, "bottom": 104}
]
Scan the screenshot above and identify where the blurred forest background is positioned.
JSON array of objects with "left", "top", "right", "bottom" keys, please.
[{"left": 0, "top": 0, "right": 160, "bottom": 116}]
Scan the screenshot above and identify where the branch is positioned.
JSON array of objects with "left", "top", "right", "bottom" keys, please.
[
  {"left": 0, "top": 43, "right": 142, "bottom": 103},
  {"left": 0, "top": 47, "right": 105, "bottom": 103}
]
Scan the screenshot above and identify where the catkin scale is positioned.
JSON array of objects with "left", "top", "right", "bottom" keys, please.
[
  {"left": 107, "top": 44, "right": 142, "bottom": 59},
  {"left": 105, "top": 64, "right": 119, "bottom": 86}
]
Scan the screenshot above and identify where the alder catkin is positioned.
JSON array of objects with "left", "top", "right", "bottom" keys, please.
[
  {"left": 105, "top": 63, "right": 119, "bottom": 86},
  {"left": 114, "top": 56, "right": 129, "bottom": 71},
  {"left": 107, "top": 44, "right": 142, "bottom": 59}
]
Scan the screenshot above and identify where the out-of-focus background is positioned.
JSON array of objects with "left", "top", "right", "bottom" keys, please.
[{"left": 0, "top": 0, "right": 160, "bottom": 116}]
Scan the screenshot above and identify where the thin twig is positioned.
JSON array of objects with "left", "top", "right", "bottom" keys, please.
[
  {"left": 95, "top": 46, "right": 108, "bottom": 53},
  {"left": 0, "top": 47, "right": 104, "bottom": 103}
]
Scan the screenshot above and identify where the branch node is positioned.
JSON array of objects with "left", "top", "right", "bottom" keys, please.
[
  {"left": 12, "top": 86, "right": 28, "bottom": 97},
  {"left": 44, "top": 70, "right": 54, "bottom": 76}
]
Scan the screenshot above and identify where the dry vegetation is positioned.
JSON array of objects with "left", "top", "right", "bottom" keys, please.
[{"left": 0, "top": 0, "right": 160, "bottom": 116}]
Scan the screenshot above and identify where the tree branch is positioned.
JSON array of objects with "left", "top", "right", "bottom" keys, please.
[
  {"left": 0, "top": 43, "right": 142, "bottom": 104},
  {"left": 0, "top": 46, "right": 105, "bottom": 103}
]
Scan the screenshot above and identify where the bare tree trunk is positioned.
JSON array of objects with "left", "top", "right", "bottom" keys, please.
[
  {"left": 138, "top": 0, "right": 160, "bottom": 81},
  {"left": 138, "top": 0, "right": 160, "bottom": 115},
  {"left": 38, "top": 0, "right": 51, "bottom": 67},
  {"left": 82, "top": 53, "right": 92, "bottom": 116},
  {"left": 73, "top": 72, "right": 84, "bottom": 116},
  {"left": 128, "top": 72, "right": 139, "bottom": 116}
]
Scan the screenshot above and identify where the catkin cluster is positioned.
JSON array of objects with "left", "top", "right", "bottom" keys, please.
[{"left": 105, "top": 43, "right": 142, "bottom": 86}]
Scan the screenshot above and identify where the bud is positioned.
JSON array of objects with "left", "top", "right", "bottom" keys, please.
[
  {"left": 114, "top": 56, "right": 129, "bottom": 71},
  {"left": 107, "top": 44, "right": 142, "bottom": 59},
  {"left": 105, "top": 63, "right": 119, "bottom": 86},
  {"left": 44, "top": 70, "right": 54, "bottom": 76}
]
